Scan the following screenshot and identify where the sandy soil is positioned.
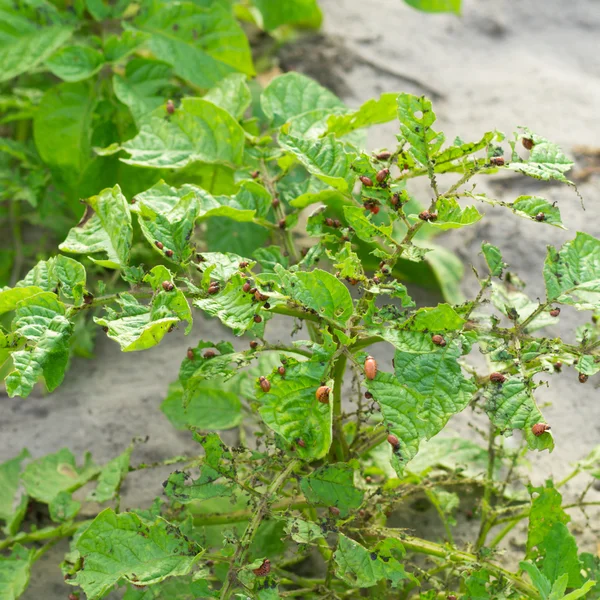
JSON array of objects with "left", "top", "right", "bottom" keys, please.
[{"left": 2, "top": 0, "right": 600, "bottom": 596}]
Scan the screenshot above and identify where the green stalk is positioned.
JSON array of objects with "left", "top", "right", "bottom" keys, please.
[
  {"left": 475, "top": 423, "right": 497, "bottom": 549},
  {"left": 0, "top": 520, "right": 91, "bottom": 552},
  {"left": 329, "top": 353, "right": 349, "bottom": 462}
]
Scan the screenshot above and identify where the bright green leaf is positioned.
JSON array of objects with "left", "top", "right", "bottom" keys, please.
[
  {"left": 49, "top": 490, "right": 81, "bottom": 523},
  {"left": 73, "top": 508, "right": 203, "bottom": 599},
  {"left": 204, "top": 73, "right": 252, "bottom": 120},
  {"left": 45, "top": 45, "right": 104, "bottom": 82},
  {"left": 0, "top": 449, "right": 30, "bottom": 535},
  {"left": 403, "top": 0, "right": 461, "bottom": 14},
  {"left": 482, "top": 242, "right": 506, "bottom": 277},
  {"left": 88, "top": 446, "right": 133, "bottom": 503},
  {"left": 408, "top": 303, "right": 465, "bottom": 331},
  {"left": 0, "top": 544, "right": 35, "bottom": 600},
  {"left": 426, "top": 197, "right": 482, "bottom": 230},
  {"left": 252, "top": 0, "right": 322, "bottom": 31},
  {"left": 326, "top": 93, "right": 398, "bottom": 137},
  {"left": 511, "top": 196, "right": 564, "bottom": 228}
]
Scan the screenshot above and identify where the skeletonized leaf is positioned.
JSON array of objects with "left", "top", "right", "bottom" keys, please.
[
  {"left": 73, "top": 508, "right": 203, "bottom": 599},
  {"left": 258, "top": 359, "right": 332, "bottom": 460},
  {"left": 17, "top": 256, "right": 86, "bottom": 304},
  {"left": 544, "top": 232, "right": 600, "bottom": 310},
  {"left": 121, "top": 99, "right": 246, "bottom": 169},
  {"left": 261, "top": 72, "right": 344, "bottom": 128},
  {"left": 59, "top": 185, "right": 132, "bottom": 269},
  {"left": 163, "top": 468, "right": 233, "bottom": 504},
  {"left": 300, "top": 464, "right": 363, "bottom": 517},
  {"left": 133, "top": 2, "right": 254, "bottom": 88},
  {"left": 6, "top": 292, "right": 73, "bottom": 398},
  {"left": 279, "top": 132, "right": 357, "bottom": 191},
  {"left": 284, "top": 517, "right": 325, "bottom": 544},
  {"left": 21, "top": 448, "right": 98, "bottom": 504},
  {"left": 511, "top": 196, "right": 564, "bottom": 228},
  {"left": 397, "top": 93, "right": 444, "bottom": 167},
  {"left": 334, "top": 535, "right": 412, "bottom": 588},
  {"left": 484, "top": 378, "right": 553, "bottom": 452}
]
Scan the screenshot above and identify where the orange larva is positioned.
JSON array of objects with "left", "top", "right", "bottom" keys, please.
[
  {"left": 432, "top": 334, "right": 446, "bottom": 347},
  {"left": 531, "top": 423, "right": 551, "bottom": 437},
  {"left": 259, "top": 376, "right": 271, "bottom": 392},
  {"left": 253, "top": 559, "right": 271, "bottom": 577},
  {"left": 489, "top": 372, "right": 506, "bottom": 383},
  {"left": 316, "top": 386, "right": 331, "bottom": 403},
  {"left": 364, "top": 356, "right": 377, "bottom": 380}
]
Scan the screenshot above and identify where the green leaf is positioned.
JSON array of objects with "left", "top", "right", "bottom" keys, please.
[
  {"left": 284, "top": 517, "right": 325, "bottom": 544},
  {"left": 103, "top": 30, "right": 149, "bottom": 62},
  {"left": 575, "top": 445, "right": 600, "bottom": 479},
  {"left": 252, "top": 0, "right": 322, "bottom": 31},
  {"left": 161, "top": 381, "right": 242, "bottom": 430},
  {"left": 343, "top": 205, "right": 395, "bottom": 245},
  {"left": 300, "top": 464, "right": 363, "bottom": 517},
  {"left": 425, "top": 197, "right": 481, "bottom": 230},
  {"left": 365, "top": 332, "right": 475, "bottom": 473},
  {"left": 45, "top": 45, "right": 104, "bottom": 82},
  {"left": 520, "top": 562, "right": 552, "bottom": 599},
  {"left": 430, "top": 131, "right": 497, "bottom": 173},
  {"left": 113, "top": 58, "right": 174, "bottom": 126},
  {"left": 133, "top": 2, "right": 254, "bottom": 88},
  {"left": 408, "top": 303, "right": 465, "bottom": 331},
  {"left": 403, "top": 0, "right": 461, "bottom": 14},
  {"left": 121, "top": 98, "right": 246, "bottom": 169},
  {"left": 0, "top": 544, "right": 35, "bottom": 600},
  {"left": 544, "top": 232, "right": 600, "bottom": 310},
  {"left": 33, "top": 82, "right": 96, "bottom": 189},
  {"left": 561, "top": 581, "right": 597, "bottom": 600},
  {"left": 163, "top": 468, "right": 233, "bottom": 503},
  {"left": 6, "top": 292, "right": 73, "bottom": 398},
  {"left": 73, "top": 508, "right": 203, "bottom": 599},
  {"left": 482, "top": 242, "right": 506, "bottom": 277},
  {"left": 0, "top": 7, "right": 73, "bottom": 82},
  {"left": 485, "top": 379, "right": 554, "bottom": 452},
  {"left": 0, "top": 286, "right": 45, "bottom": 316},
  {"left": 95, "top": 278, "right": 192, "bottom": 352},
  {"left": 193, "top": 273, "right": 263, "bottom": 335},
  {"left": 17, "top": 256, "right": 86, "bottom": 303},
  {"left": 86, "top": 0, "right": 130, "bottom": 20},
  {"left": 261, "top": 73, "right": 344, "bottom": 128},
  {"left": 204, "top": 73, "right": 252, "bottom": 120},
  {"left": 88, "top": 446, "right": 133, "bottom": 503},
  {"left": 509, "top": 195, "right": 564, "bottom": 228},
  {"left": 0, "top": 449, "right": 30, "bottom": 535},
  {"left": 508, "top": 129, "right": 573, "bottom": 183},
  {"left": 538, "top": 523, "right": 583, "bottom": 588},
  {"left": 397, "top": 93, "right": 445, "bottom": 167},
  {"left": 21, "top": 448, "right": 98, "bottom": 504},
  {"left": 59, "top": 184, "right": 133, "bottom": 269},
  {"left": 326, "top": 93, "right": 398, "bottom": 137},
  {"left": 123, "top": 577, "right": 213, "bottom": 600},
  {"left": 276, "top": 266, "right": 354, "bottom": 327},
  {"left": 279, "top": 132, "right": 356, "bottom": 191},
  {"left": 258, "top": 359, "right": 332, "bottom": 460},
  {"left": 334, "top": 535, "right": 412, "bottom": 588}
]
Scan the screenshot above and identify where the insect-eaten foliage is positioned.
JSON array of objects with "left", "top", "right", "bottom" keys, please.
[{"left": 0, "top": 10, "right": 598, "bottom": 599}]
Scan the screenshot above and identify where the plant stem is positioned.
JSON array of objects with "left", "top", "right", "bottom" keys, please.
[
  {"left": 366, "top": 528, "right": 540, "bottom": 599},
  {"left": 219, "top": 460, "right": 300, "bottom": 600},
  {"left": 330, "top": 353, "right": 349, "bottom": 462},
  {"left": 9, "top": 199, "right": 23, "bottom": 286},
  {"left": 475, "top": 423, "right": 497, "bottom": 549},
  {"left": 0, "top": 520, "right": 91, "bottom": 552},
  {"left": 424, "top": 489, "right": 455, "bottom": 546}
]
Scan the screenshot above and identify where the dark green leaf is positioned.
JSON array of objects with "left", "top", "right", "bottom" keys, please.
[
  {"left": 511, "top": 196, "right": 564, "bottom": 228},
  {"left": 407, "top": 303, "right": 465, "bottom": 331},
  {"left": 88, "top": 446, "right": 133, "bottom": 503},
  {"left": 204, "top": 73, "right": 252, "bottom": 120},
  {"left": 0, "top": 449, "right": 30, "bottom": 535},
  {"left": 49, "top": 490, "right": 81, "bottom": 523},
  {"left": 45, "top": 45, "right": 104, "bottom": 82},
  {"left": 482, "top": 242, "right": 506, "bottom": 277},
  {"left": 0, "top": 544, "right": 35, "bottom": 600},
  {"left": 163, "top": 468, "right": 233, "bottom": 504}
]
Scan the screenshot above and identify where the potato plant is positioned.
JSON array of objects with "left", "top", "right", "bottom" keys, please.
[{"left": 1, "top": 61, "right": 600, "bottom": 600}]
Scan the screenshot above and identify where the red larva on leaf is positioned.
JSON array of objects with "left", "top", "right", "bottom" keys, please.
[
  {"left": 333, "top": 219, "right": 341, "bottom": 228},
  {"left": 522, "top": 138, "right": 534, "bottom": 150},
  {"left": 250, "top": 341, "right": 258, "bottom": 349},
  {"left": 69, "top": 594, "right": 79, "bottom": 600},
  {"left": 166, "top": 100, "right": 175, "bottom": 115},
  {"left": 418, "top": 210, "right": 431, "bottom": 221},
  {"left": 155, "top": 240, "right": 164, "bottom": 250},
  {"left": 278, "top": 218, "right": 286, "bottom": 229},
  {"left": 391, "top": 193, "right": 400, "bottom": 207},
  {"left": 254, "top": 314, "right": 263, "bottom": 323},
  {"left": 254, "top": 290, "right": 268, "bottom": 302},
  {"left": 251, "top": 170, "right": 260, "bottom": 179},
  {"left": 296, "top": 437, "right": 306, "bottom": 448},
  {"left": 359, "top": 175, "right": 374, "bottom": 187},
  {"left": 259, "top": 376, "right": 271, "bottom": 392},
  {"left": 535, "top": 212, "right": 546, "bottom": 222},
  {"left": 550, "top": 307, "right": 560, "bottom": 317},
  {"left": 432, "top": 334, "right": 446, "bottom": 347},
  {"left": 579, "top": 373, "right": 589, "bottom": 383},
  {"left": 187, "top": 348, "right": 194, "bottom": 360},
  {"left": 554, "top": 361, "right": 562, "bottom": 372},
  {"left": 204, "top": 350, "right": 216, "bottom": 359},
  {"left": 162, "top": 281, "right": 174, "bottom": 292},
  {"left": 376, "top": 168, "right": 389, "bottom": 183},
  {"left": 364, "top": 356, "right": 377, "bottom": 380},
  {"left": 207, "top": 284, "right": 219, "bottom": 295},
  {"left": 272, "top": 197, "right": 280, "bottom": 209},
  {"left": 278, "top": 366, "right": 286, "bottom": 376},
  {"left": 375, "top": 151, "right": 392, "bottom": 160},
  {"left": 329, "top": 506, "right": 340, "bottom": 517},
  {"left": 370, "top": 204, "right": 380, "bottom": 215},
  {"left": 447, "top": 596, "right": 458, "bottom": 600},
  {"left": 243, "top": 282, "right": 252, "bottom": 293},
  {"left": 490, "top": 156, "right": 505, "bottom": 166},
  {"left": 489, "top": 372, "right": 506, "bottom": 383},
  {"left": 239, "top": 261, "right": 249, "bottom": 269},
  {"left": 253, "top": 559, "right": 271, "bottom": 577},
  {"left": 531, "top": 423, "right": 551, "bottom": 437},
  {"left": 165, "top": 249, "right": 174, "bottom": 258},
  {"left": 325, "top": 217, "right": 334, "bottom": 227},
  {"left": 364, "top": 391, "right": 373, "bottom": 399},
  {"left": 316, "top": 386, "right": 331, "bottom": 403},
  {"left": 387, "top": 434, "right": 399, "bottom": 447}
]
